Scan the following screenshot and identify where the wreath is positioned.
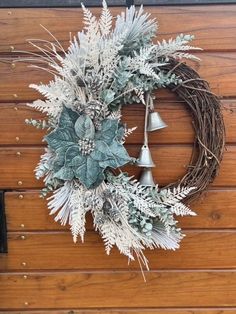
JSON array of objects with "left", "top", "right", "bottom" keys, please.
[{"left": 23, "top": 2, "right": 225, "bottom": 270}]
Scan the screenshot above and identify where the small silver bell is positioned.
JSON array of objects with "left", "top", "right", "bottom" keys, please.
[
  {"left": 139, "top": 168, "right": 156, "bottom": 187},
  {"left": 136, "top": 145, "right": 155, "bottom": 168},
  {"left": 147, "top": 111, "right": 167, "bottom": 132}
]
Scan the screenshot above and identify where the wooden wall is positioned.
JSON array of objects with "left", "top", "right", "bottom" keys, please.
[{"left": 0, "top": 4, "right": 236, "bottom": 313}]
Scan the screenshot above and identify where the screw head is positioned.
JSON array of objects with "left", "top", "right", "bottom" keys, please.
[
  {"left": 13, "top": 93, "right": 18, "bottom": 98},
  {"left": 23, "top": 275, "right": 28, "bottom": 279},
  {"left": 16, "top": 151, "right": 21, "bottom": 157},
  {"left": 11, "top": 63, "right": 16, "bottom": 68},
  {"left": 18, "top": 181, "right": 23, "bottom": 186},
  {"left": 18, "top": 194, "right": 24, "bottom": 199},
  {"left": 20, "top": 224, "right": 25, "bottom": 228},
  {"left": 14, "top": 106, "right": 18, "bottom": 111},
  {"left": 21, "top": 262, "right": 27, "bottom": 267},
  {"left": 24, "top": 301, "right": 29, "bottom": 306},
  {"left": 21, "top": 235, "right": 26, "bottom": 240},
  {"left": 10, "top": 46, "right": 14, "bottom": 51},
  {"left": 15, "top": 137, "right": 20, "bottom": 142}
]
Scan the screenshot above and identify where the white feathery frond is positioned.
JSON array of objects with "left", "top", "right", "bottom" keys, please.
[
  {"left": 47, "top": 182, "right": 74, "bottom": 226},
  {"left": 171, "top": 202, "right": 196, "bottom": 216},
  {"left": 99, "top": 0, "right": 113, "bottom": 37},
  {"left": 114, "top": 5, "right": 157, "bottom": 46},
  {"left": 122, "top": 126, "right": 137, "bottom": 142},
  {"left": 100, "top": 220, "right": 117, "bottom": 255},
  {"left": 35, "top": 148, "right": 54, "bottom": 179},
  {"left": 155, "top": 34, "right": 202, "bottom": 61},
  {"left": 152, "top": 223, "right": 182, "bottom": 250}
]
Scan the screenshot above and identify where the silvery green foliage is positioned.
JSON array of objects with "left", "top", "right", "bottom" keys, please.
[
  {"left": 46, "top": 171, "right": 195, "bottom": 266},
  {"left": 26, "top": 2, "right": 199, "bottom": 115},
  {"left": 25, "top": 2, "right": 198, "bottom": 270}
]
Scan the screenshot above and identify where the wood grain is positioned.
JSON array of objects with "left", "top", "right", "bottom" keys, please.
[
  {"left": 5, "top": 189, "right": 236, "bottom": 231},
  {"left": 0, "top": 271, "right": 235, "bottom": 309},
  {"left": 1, "top": 230, "right": 235, "bottom": 271},
  {"left": 1, "top": 52, "right": 236, "bottom": 101},
  {"left": 0, "top": 6, "right": 236, "bottom": 53},
  {"left": 0, "top": 145, "right": 235, "bottom": 189},
  {"left": 1, "top": 100, "right": 236, "bottom": 145},
  {"left": 1, "top": 310, "right": 235, "bottom": 314}
]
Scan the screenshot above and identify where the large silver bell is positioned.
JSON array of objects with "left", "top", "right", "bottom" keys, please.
[
  {"left": 139, "top": 168, "right": 156, "bottom": 187},
  {"left": 147, "top": 111, "right": 167, "bottom": 132},
  {"left": 136, "top": 145, "right": 155, "bottom": 168}
]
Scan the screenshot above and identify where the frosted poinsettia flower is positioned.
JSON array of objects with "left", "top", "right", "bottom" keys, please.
[{"left": 45, "top": 106, "right": 132, "bottom": 188}]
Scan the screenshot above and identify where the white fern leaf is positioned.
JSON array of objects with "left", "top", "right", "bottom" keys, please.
[
  {"left": 100, "top": 221, "right": 117, "bottom": 255},
  {"left": 124, "top": 126, "right": 138, "bottom": 138},
  {"left": 139, "top": 63, "right": 159, "bottom": 80},
  {"left": 155, "top": 34, "right": 202, "bottom": 61},
  {"left": 171, "top": 202, "right": 196, "bottom": 216},
  {"left": 99, "top": 0, "right": 113, "bottom": 37},
  {"left": 81, "top": 3, "right": 99, "bottom": 34}
]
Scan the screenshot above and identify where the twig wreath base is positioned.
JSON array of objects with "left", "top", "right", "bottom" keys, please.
[
  {"left": 20, "top": 2, "right": 225, "bottom": 273},
  {"left": 163, "top": 59, "right": 225, "bottom": 201}
]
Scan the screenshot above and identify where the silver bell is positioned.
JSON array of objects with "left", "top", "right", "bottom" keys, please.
[
  {"left": 136, "top": 145, "right": 155, "bottom": 168},
  {"left": 147, "top": 111, "right": 167, "bottom": 132},
  {"left": 139, "top": 168, "right": 156, "bottom": 187}
]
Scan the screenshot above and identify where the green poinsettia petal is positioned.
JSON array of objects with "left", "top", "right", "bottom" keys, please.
[
  {"left": 90, "top": 140, "right": 109, "bottom": 161},
  {"left": 95, "top": 119, "right": 118, "bottom": 144},
  {"left": 53, "top": 166, "right": 74, "bottom": 181},
  {"left": 117, "top": 124, "right": 125, "bottom": 142},
  {"left": 89, "top": 171, "right": 105, "bottom": 189},
  {"left": 45, "top": 128, "right": 77, "bottom": 151},
  {"left": 70, "top": 155, "right": 86, "bottom": 167},
  {"left": 102, "top": 140, "right": 131, "bottom": 167},
  {"left": 74, "top": 114, "right": 95, "bottom": 139},
  {"left": 75, "top": 157, "right": 104, "bottom": 188},
  {"left": 99, "top": 158, "right": 120, "bottom": 169},
  {"left": 64, "top": 145, "right": 81, "bottom": 166},
  {"left": 53, "top": 147, "right": 67, "bottom": 172},
  {"left": 58, "top": 106, "right": 79, "bottom": 129}
]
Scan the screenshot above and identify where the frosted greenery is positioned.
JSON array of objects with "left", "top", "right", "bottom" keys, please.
[{"left": 25, "top": 1, "right": 198, "bottom": 271}]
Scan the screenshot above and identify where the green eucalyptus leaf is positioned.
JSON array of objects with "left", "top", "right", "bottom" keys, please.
[
  {"left": 100, "top": 89, "right": 115, "bottom": 104},
  {"left": 74, "top": 114, "right": 95, "bottom": 139}
]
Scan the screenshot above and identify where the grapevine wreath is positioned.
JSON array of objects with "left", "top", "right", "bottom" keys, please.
[{"left": 22, "top": 2, "right": 225, "bottom": 270}]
